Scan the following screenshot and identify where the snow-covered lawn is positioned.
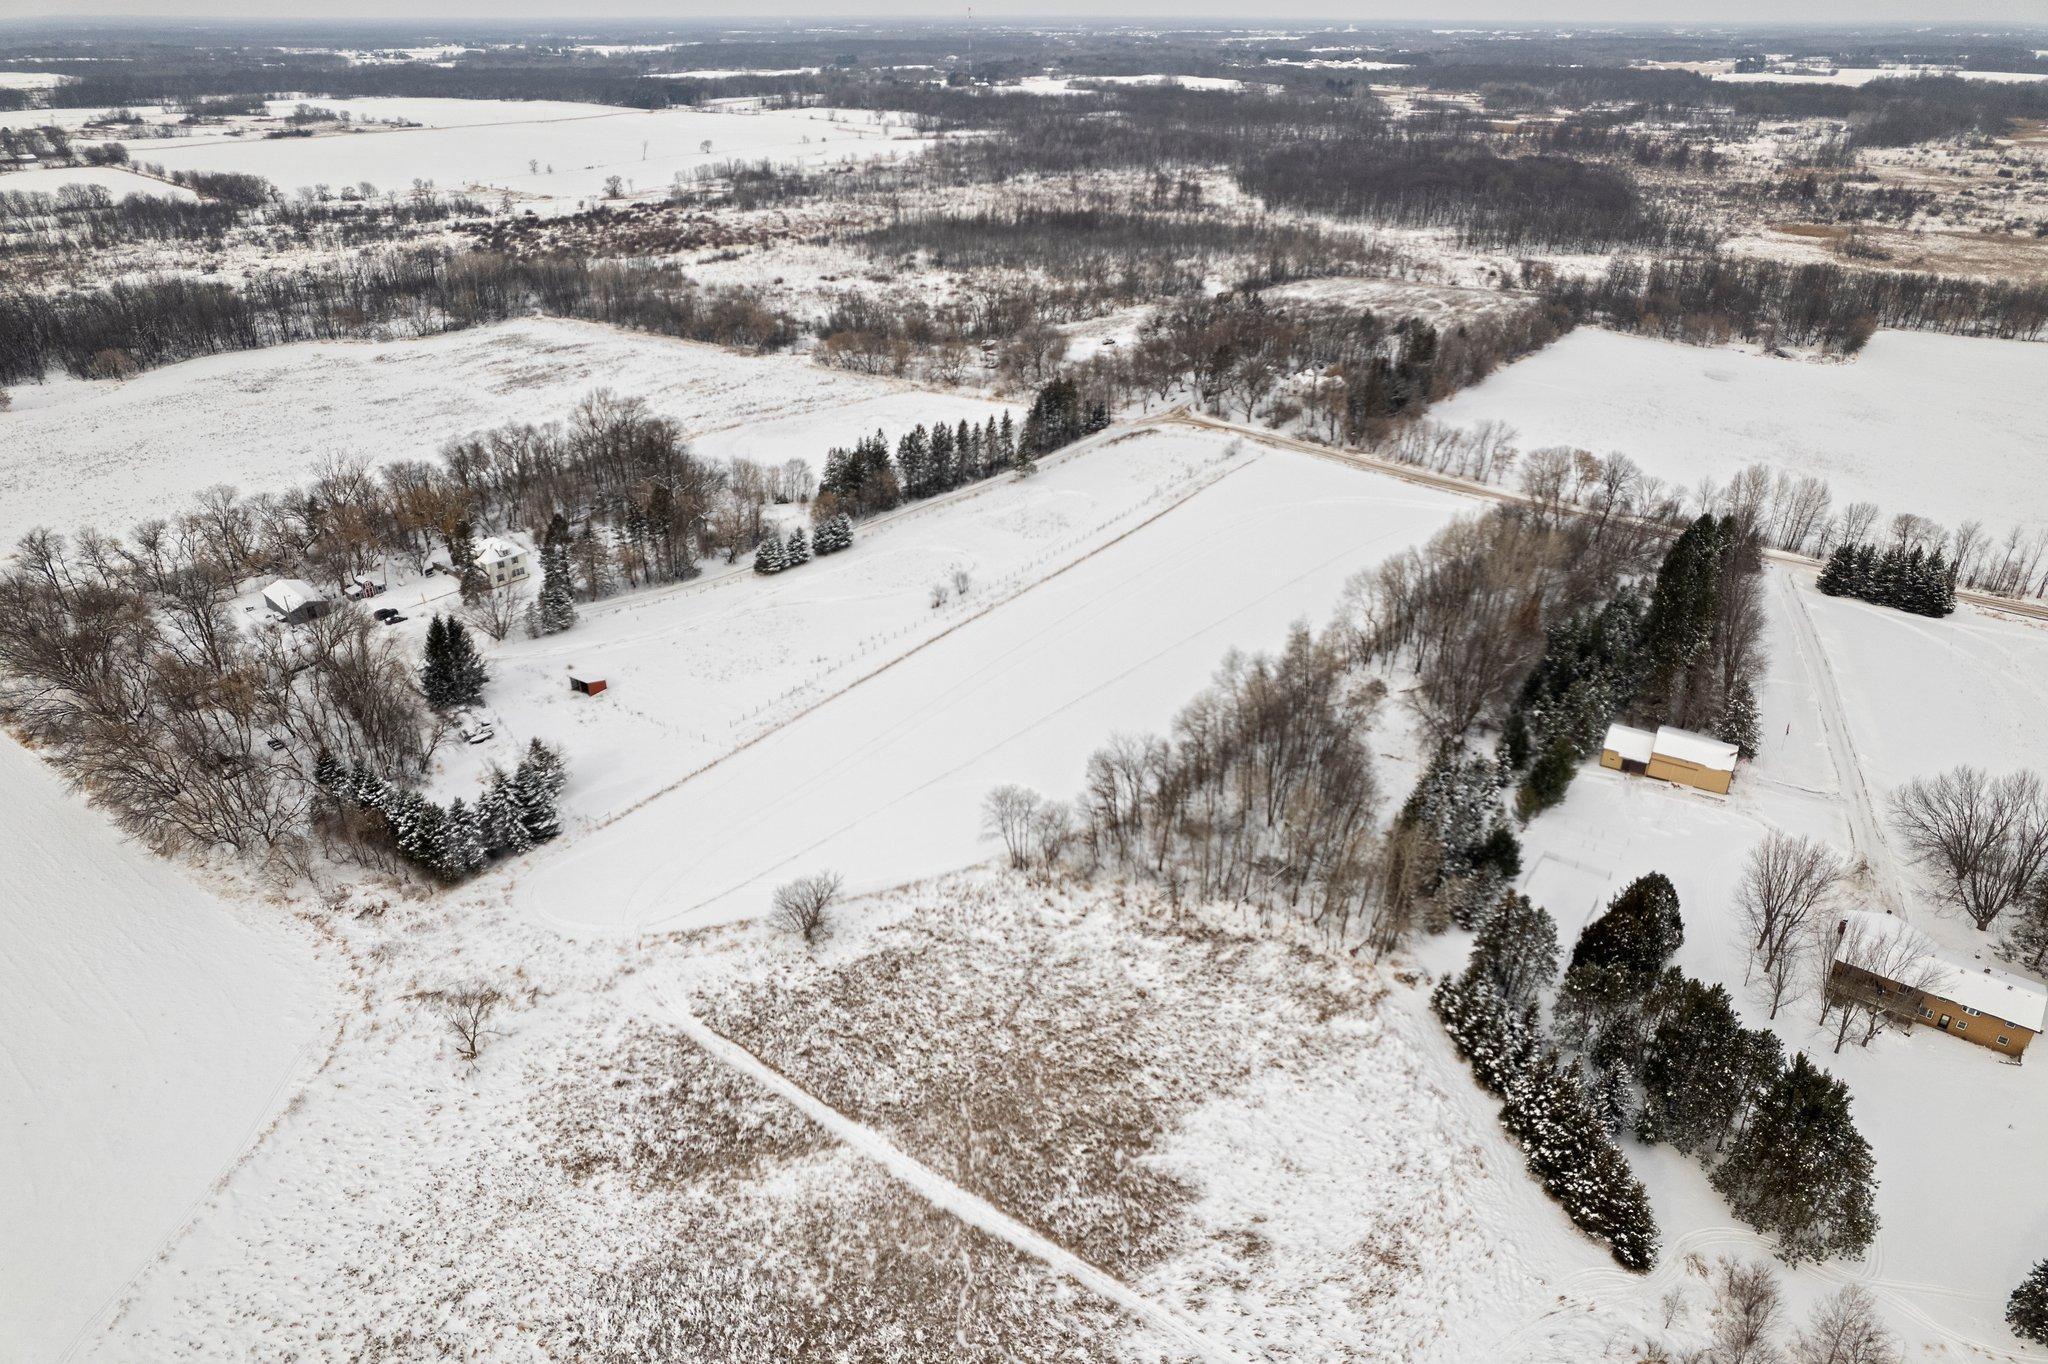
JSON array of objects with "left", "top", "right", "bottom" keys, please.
[
  {"left": 1509, "top": 568, "right": 2048, "bottom": 1360},
  {"left": 0, "top": 165, "right": 198, "bottom": 200},
  {"left": 110, "top": 98, "right": 932, "bottom": 208},
  {"left": 0, "top": 318, "right": 1009, "bottom": 545},
  {"left": 512, "top": 430, "right": 1467, "bottom": 932},
  {"left": 1431, "top": 327, "right": 2048, "bottom": 531},
  {"left": 0, "top": 737, "right": 334, "bottom": 1364}
]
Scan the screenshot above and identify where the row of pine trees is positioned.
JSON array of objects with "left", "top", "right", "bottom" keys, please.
[
  {"left": 314, "top": 739, "right": 565, "bottom": 883},
  {"left": 1816, "top": 541, "right": 1957, "bottom": 617},
  {"left": 755, "top": 513, "right": 853, "bottom": 575},
  {"left": 1436, "top": 872, "right": 1880, "bottom": 1272}
]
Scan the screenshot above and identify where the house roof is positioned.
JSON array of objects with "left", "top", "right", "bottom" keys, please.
[
  {"left": 1837, "top": 911, "right": 2048, "bottom": 1032},
  {"left": 1602, "top": 723, "right": 1657, "bottom": 764},
  {"left": 263, "top": 578, "right": 321, "bottom": 613},
  {"left": 1652, "top": 725, "right": 1740, "bottom": 772},
  {"left": 476, "top": 535, "right": 525, "bottom": 564}
]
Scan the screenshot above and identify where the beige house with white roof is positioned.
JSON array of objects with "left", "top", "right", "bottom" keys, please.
[
  {"left": 1599, "top": 723, "right": 1741, "bottom": 795},
  {"left": 1829, "top": 910, "right": 2048, "bottom": 1059}
]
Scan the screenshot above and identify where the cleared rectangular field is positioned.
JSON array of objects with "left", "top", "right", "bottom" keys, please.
[
  {"left": 0, "top": 164, "right": 197, "bottom": 199},
  {"left": 1431, "top": 327, "right": 2048, "bottom": 531},
  {"left": 512, "top": 429, "right": 1467, "bottom": 932},
  {"left": 0, "top": 318, "right": 1009, "bottom": 545},
  {"left": 111, "top": 98, "right": 930, "bottom": 208}
]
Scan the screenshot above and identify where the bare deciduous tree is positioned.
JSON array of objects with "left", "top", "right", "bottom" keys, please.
[
  {"left": 1821, "top": 915, "right": 1942, "bottom": 1053},
  {"left": 771, "top": 871, "right": 842, "bottom": 946},
  {"left": 1890, "top": 767, "right": 2048, "bottom": 931},
  {"left": 439, "top": 985, "right": 503, "bottom": 1064},
  {"left": 1737, "top": 832, "right": 1843, "bottom": 1014},
  {"left": 1709, "top": 1257, "right": 1786, "bottom": 1364},
  {"left": 1790, "top": 1286, "right": 1898, "bottom": 1364},
  {"left": 982, "top": 784, "right": 1042, "bottom": 870}
]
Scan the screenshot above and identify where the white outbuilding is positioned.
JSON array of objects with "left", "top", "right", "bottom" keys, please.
[{"left": 261, "top": 578, "right": 330, "bottom": 625}]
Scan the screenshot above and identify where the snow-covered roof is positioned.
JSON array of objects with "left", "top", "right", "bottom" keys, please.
[
  {"left": 1652, "top": 725, "right": 1739, "bottom": 772},
  {"left": 262, "top": 578, "right": 321, "bottom": 613},
  {"left": 476, "top": 535, "right": 525, "bottom": 565},
  {"left": 1602, "top": 723, "right": 1656, "bottom": 764},
  {"left": 1837, "top": 911, "right": 2048, "bottom": 1032}
]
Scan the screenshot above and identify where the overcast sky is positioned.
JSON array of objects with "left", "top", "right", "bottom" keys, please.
[{"left": 3, "top": 1, "right": 2046, "bottom": 24}]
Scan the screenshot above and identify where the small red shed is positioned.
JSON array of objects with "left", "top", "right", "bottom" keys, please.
[{"left": 569, "top": 675, "right": 607, "bottom": 697}]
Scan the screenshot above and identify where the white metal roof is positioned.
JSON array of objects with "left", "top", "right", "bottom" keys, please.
[
  {"left": 1602, "top": 723, "right": 1657, "bottom": 764},
  {"left": 476, "top": 536, "right": 526, "bottom": 564},
  {"left": 1652, "top": 725, "right": 1740, "bottom": 772},
  {"left": 1837, "top": 911, "right": 2048, "bottom": 1032},
  {"left": 263, "top": 578, "right": 320, "bottom": 613}
]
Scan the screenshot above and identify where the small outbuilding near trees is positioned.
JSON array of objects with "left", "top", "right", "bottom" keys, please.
[
  {"left": 261, "top": 578, "right": 331, "bottom": 625},
  {"left": 1599, "top": 723, "right": 1740, "bottom": 795}
]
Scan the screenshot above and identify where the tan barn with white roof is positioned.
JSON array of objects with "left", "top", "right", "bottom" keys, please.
[
  {"left": 1829, "top": 910, "right": 2048, "bottom": 1059},
  {"left": 1599, "top": 723, "right": 1740, "bottom": 795}
]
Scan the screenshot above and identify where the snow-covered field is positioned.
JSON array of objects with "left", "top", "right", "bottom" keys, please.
[
  {"left": 1431, "top": 327, "right": 2048, "bottom": 531},
  {"left": 513, "top": 429, "right": 1467, "bottom": 931},
  {"left": 0, "top": 737, "right": 334, "bottom": 1364},
  {"left": 1510, "top": 569, "right": 2048, "bottom": 1360},
  {"left": 1713, "top": 66, "right": 2048, "bottom": 87},
  {"left": 0, "top": 318, "right": 1008, "bottom": 545},
  {"left": 0, "top": 165, "right": 198, "bottom": 200},
  {"left": 0, "top": 70, "right": 69, "bottom": 90},
  {"left": 109, "top": 97, "right": 932, "bottom": 208}
]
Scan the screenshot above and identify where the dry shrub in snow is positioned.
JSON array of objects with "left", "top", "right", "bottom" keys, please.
[
  {"left": 436, "top": 984, "right": 503, "bottom": 1064},
  {"left": 703, "top": 877, "right": 1364, "bottom": 1276},
  {"left": 550, "top": 1024, "right": 825, "bottom": 1186},
  {"left": 576, "top": 1154, "right": 1130, "bottom": 1364}
]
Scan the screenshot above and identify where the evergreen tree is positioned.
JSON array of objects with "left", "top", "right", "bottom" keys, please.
[
  {"left": 1469, "top": 891, "right": 1560, "bottom": 1011},
  {"left": 420, "top": 614, "right": 451, "bottom": 706},
  {"left": 420, "top": 614, "right": 488, "bottom": 709},
  {"left": 998, "top": 411, "right": 1017, "bottom": 467},
  {"left": 1716, "top": 676, "right": 1761, "bottom": 760},
  {"left": 1555, "top": 873, "right": 1685, "bottom": 1050},
  {"left": 753, "top": 531, "right": 786, "bottom": 575},
  {"left": 512, "top": 747, "right": 562, "bottom": 844},
  {"left": 1711, "top": 1053, "right": 1878, "bottom": 1265},
  {"left": 313, "top": 748, "right": 346, "bottom": 798},
  {"left": 529, "top": 514, "right": 576, "bottom": 636},
  {"left": 1637, "top": 514, "right": 1727, "bottom": 714},
  {"left": 522, "top": 737, "right": 568, "bottom": 801},
  {"left": 784, "top": 524, "right": 812, "bottom": 566},
  {"left": 1516, "top": 736, "right": 1578, "bottom": 819},
  {"left": 957, "top": 418, "right": 977, "bottom": 480},
  {"left": 1816, "top": 543, "right": 1853, "bottom": 596},
  {"left": 441, "top": 797, "right": 487, "bottom": 878},
  {"left": 478, "top": 771, "right": 533, "bottom": 857},
  {"left": 1636, "top": 975, "right": 1767, "bottom": 1156},
  {"left": 2009, "top": 1260, "right": 2048, "bottom": 1345},
  {"left": 929, "top": 420, "right": 956, "bottom": 490}
]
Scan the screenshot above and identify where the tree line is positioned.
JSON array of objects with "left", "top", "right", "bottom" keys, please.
[
  {"left": 0, "top": 248, "right": 798, "bottom": 384},
  {"left": 1816, "top": 542, "right": 1957, "bottom": 616}
]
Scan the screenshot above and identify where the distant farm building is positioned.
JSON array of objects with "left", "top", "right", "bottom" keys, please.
[
  {"left": 569, "top": 675, "right": 607, "bottom": 697},
  {"left": 262, "top": 578, "right": 331, "bottom": 625},
  {"left": 1599, "top": 723, "right": 1740, "bottom": 795},
  {"left": 475, "top": 535, "right": 531, "bottom": 587},
  {"left": 1829, "top": 911, "right": 2048, "bottom": 1059}
]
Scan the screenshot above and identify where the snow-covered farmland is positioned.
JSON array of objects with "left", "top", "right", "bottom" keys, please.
[
  {"left": 1431, "top": 327, "right": 2048, "bottom": 531},
  {"left": 111, "top": 97, "right": 933, "bottom": 208},
  {"left": 1713, "top": 66, "right": 2048, "bottom": 87},
  {"left": 0, "top": 318, "right": 1009, "bottom": 545},
  {"left": 0, "top": 70, "right": 69, "bottom": 90},
  {"left": 0, "top": 165, "right": 198, "bottom": 200},
  {"left": 0, "top": 737, "right": 333, "bottom": 1364},
  {"left": 514, "top": 428, "right": 1467, "bottom": 932}
]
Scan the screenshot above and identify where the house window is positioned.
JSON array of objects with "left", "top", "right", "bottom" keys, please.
[
  {"left": 1917, "top": 1006, "right": 1934, "bottom": 1019},
  {"left": 1999, "top": 1036, "right": 2011, "bottom": 1047},
  {"left": 1965, "top": 1007, "right": 1981, "bottom": 1017},
  {"left": 1957, "top": 1020, "right": 1968, "bottom": 1031}
]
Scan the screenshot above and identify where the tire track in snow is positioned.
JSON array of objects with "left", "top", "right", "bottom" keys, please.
[{"left": 647, "top": 981, "right": 1255, "bottom": 1364}]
